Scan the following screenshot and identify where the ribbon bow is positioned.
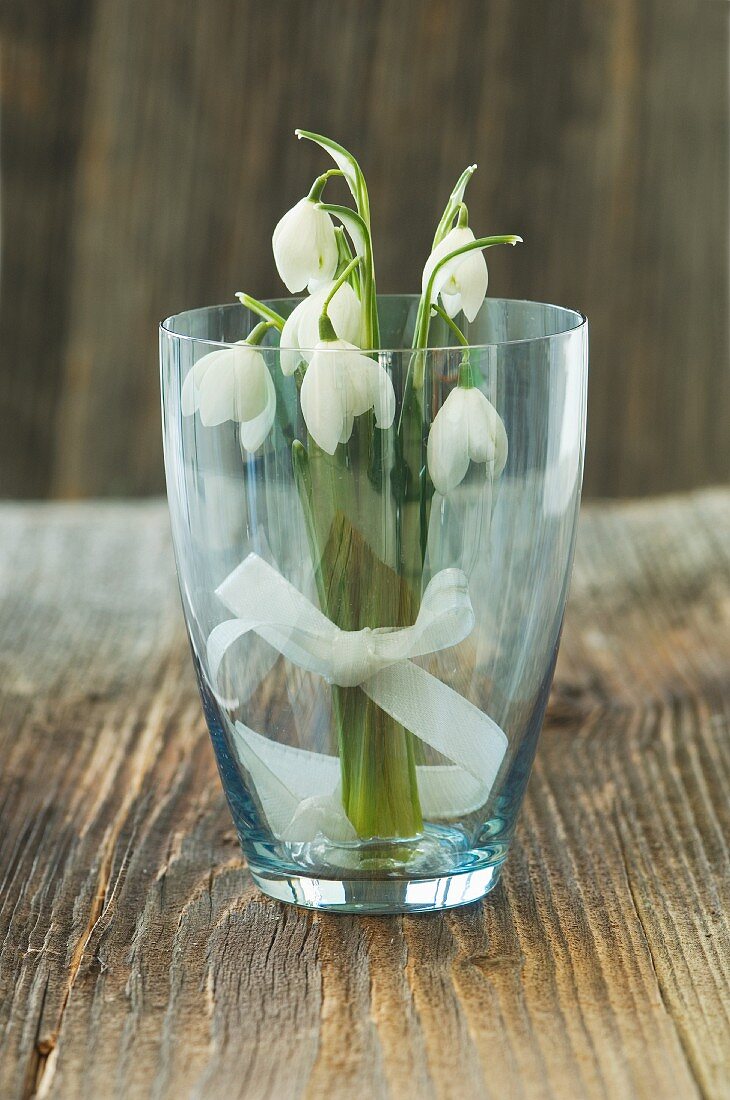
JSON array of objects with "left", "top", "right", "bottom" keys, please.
[{"left": 207, "top": 554, "right": 508, "bottom": 842}]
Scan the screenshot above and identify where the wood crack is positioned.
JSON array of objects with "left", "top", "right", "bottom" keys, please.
[{"left": 613, "top": 807, "right": 705, "bottom": 1100}]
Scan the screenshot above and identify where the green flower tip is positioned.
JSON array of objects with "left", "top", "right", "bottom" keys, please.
[{"left": 318, "top": 313, "right": 338, "bottom": 342}]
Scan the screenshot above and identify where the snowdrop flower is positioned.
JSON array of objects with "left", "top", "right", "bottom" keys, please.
[
  {"left": 427, "top": 385, "right": 508, "bottom": 494},
  {"left": 422, "top": 226, "right": 488, "bottom": 322},
  {"left": 272, "top": 198, "right": 338, "bottom": 293},
  {"left": 181, "top": 342, "right": 276, "bottom": 452},
  {"left": 300, "top": 339, "right": 396, "bottom": 454},
  {"left": 280, "top": 281, "right": 361, "bottom": 376}
]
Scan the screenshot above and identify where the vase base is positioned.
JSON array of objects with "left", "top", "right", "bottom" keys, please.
[{"left": 249, "top": 861, "right": 504, "bottom": 914}]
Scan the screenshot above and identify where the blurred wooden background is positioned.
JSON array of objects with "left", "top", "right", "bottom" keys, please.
[{"left": 0, "top": 0, "right": 727, "bottom": 499}]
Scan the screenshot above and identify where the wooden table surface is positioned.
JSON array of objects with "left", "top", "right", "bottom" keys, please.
[{"left": 1, "top": 491, "right": 728, "bottom": 1100}]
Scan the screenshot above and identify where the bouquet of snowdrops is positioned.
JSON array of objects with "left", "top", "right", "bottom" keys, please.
[{"left": 183, "top": 131, "right": 521, "bottom": 841}]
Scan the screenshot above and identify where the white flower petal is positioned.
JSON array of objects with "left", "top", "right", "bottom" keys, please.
[
  {"left": 328, "top": 281, "right": 362, "bottom": 346},
  {"left": 181, "top": 349, "right": 224, "bottom": 416},
  {"left": 198, "top": 355, "right": 237, "bottom": 427},
  {"left": 307, "top": 271, "right": 332, "bottom": 293},
  {"left": 455, "top": 250, "right": 488, "bottom": 322},
  {"left": 439, "top": 289, "right": 463, "bottom": 319},
  {"left": 427, "top": 390, "right": 471, "bottom": 494},
  {"left": 340, "top": 353, "right": 375, "bottom": 417},
  {"left": 422, "top": 227, "right": 474, "bottom": 303},
  {"left": 338, "top": 411, "right": 355, "bottom": 444},
  {"left": 181, "top": 369, "right": 198, "bottom": 416},
  {"left": 231, "top": 347, "right": 269, "bottom": 422},
  {"left": 338, "top": 346, "right": 396, "bottom": 426},
  {"left": 464, "top": 388, "right": 494, "bottom": 463},
  {"left": 300, "top": 339, "right": 395, "bottom": 452},
  {"left": 240, "top": 368, "right": 277, "bottom": 452},
  {"left": 492, "top": 417, "right": 508, "bottom": 477},
  {"left": 464, "top": 388, "right": 508, "bottom": 476},
  {"left": 279, "top": 300, "right": 308, "bottom": 376},
  {"left": 300, "top": 351, "right": 347, "bottom": 454},
  {"left": 362, "top": 357, "right": 396, "bottom": 429},
  {"left": 272, "top": 198, "right": 337, "bottom": 293}
]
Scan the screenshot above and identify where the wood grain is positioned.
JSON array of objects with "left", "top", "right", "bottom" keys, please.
[
  {"left": 0, "top": 0, "right": 727, "bottom": 499},
  {"left": 0, "top": 491, "right": 728, "bottom": 1099}
]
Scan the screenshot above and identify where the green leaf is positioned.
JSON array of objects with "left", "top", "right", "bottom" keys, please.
[
  {"left": 432, "top": 164, "right": 477, "bottom": 248},
  {"left": 316, "top": 203, "right": 369, "bottom": 259},
  {"left": 318, "top": 203, "right": 379, "bottom": 348},
  {"left": 295, "top": 129, "right": 369, "bottom": 221}
]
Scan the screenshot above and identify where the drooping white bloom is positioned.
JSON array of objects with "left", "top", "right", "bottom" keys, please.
[
  {"left": 181, "top": 342, "right": 276, "bottom": 452},
  {"left": 300, "top": 339, "right": 396, "bottom": 454},
  {"left": 427, "top": 386, "right": 507, "bottom": 494},
  {"left": 280, "top": 281, "right": 361, "bottom": 376},
  {"left": 272, "top": 198, "right": 338, "bottom": 293},
  {"left": 422, "top": 226, "right": 488, "bottom": 322}
]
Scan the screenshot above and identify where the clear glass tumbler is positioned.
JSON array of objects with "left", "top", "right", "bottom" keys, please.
[{"left": 160, "top": 296, "right": 588, "bottom": 913}]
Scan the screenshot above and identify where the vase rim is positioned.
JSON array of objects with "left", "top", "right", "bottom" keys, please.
[{"left": 160, "top": 295, "right": 587, "bottom": 354}]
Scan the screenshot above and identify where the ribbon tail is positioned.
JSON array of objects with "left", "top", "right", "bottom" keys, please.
[
  {"left": 363, "top": 662, "right": 508, "bottom": 817},
  {"left": 231, "top": 723, "right": 355, "bottom": 842},
  {"left": 207, "top": 618, "right": 281, "bottom": 708},
  {"left": 414, "top": 765, "right": 491, "bottom": 818}
]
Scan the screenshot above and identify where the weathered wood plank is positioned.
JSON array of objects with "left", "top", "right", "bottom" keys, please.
[
  {"left": 0, "top": 491, "right": 728, "bottom": 1098},
  {"left": 0, "top": 0, "right": 727, "bottom": 499}
]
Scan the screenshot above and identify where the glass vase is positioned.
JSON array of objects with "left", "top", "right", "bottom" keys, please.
[{"left": 160, "top": 296, "right": 588, "bottom": 913}]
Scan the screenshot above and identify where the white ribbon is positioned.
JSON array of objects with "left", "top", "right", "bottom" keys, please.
[{"left": 207, "top": 554, "right": 508, "bottom": 842}]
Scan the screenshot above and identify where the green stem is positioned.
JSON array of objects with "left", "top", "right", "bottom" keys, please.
[
  {"left": 430, "top": 302, "right": 469, "bottom": 347},
  {"left": 334, "top": 227, "right": 361, "bottom": 294},
  {"left": 317, "top": 258, "right": 362, "bottom": 342},
  {"left": 430, "top": 303, "right": 473, "bottom": 385},
  {"left": 323, "top": 256, "right": 362, "bottom": 313},
  {"left": 307, "top": 169, "right": 345, "bottom": 202},
  {"left": 294, "top": 424, "right": 423, "bottom": 840},
  {"left": 458, "top": 356, "right": 474, "bottom": 388},
  {"left": 244, "top": 320, "right": 278, "bottom": 346},
  {"left": 235, "top": 293, "right": 285, "bottom": 331}
]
